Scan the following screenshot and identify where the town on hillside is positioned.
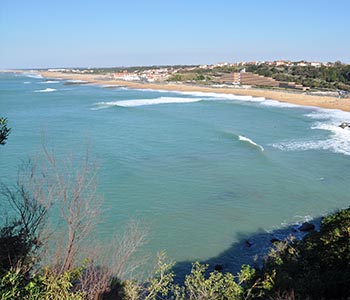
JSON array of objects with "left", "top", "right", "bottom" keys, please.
[{"left": 46, "top": 60, "right": 350, "bottom": 96}]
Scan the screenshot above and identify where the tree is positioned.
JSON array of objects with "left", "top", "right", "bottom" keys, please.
[
  {"left": 38, "top": 142, "right": 102, "bottom": 275},
  {"left": 0, "top": 118, "right": 11, "bottom": 146},
  {"left": 0, "top": 160, "right": 49, "bottom": 275}
]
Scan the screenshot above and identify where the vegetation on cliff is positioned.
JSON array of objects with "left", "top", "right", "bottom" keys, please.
[{"left": 246, "top": 61, "right": 350, "bottom": 91}]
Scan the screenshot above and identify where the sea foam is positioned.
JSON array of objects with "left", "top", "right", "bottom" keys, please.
[
  {"left": 272, "top": 119, "right": 350, "bottom": 156},
  {"left": 270, "top": 104, "right": 350, "bottom": 156}
]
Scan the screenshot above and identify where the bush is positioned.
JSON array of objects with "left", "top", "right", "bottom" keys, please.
[
  {"left": 0, "top": 267, "right": 84, "bottom": 300},
  {"left": 259, "top": 207, "right": 350, "bottom": 299}
]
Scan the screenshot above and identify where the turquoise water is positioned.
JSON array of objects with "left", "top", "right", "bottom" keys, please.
[{"left": 1, "top": 72, "right": 350, "bottom": 269}]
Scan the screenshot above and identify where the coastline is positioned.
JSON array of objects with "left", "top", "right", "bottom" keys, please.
[{"left": 38, "top": 71, "right": 350, "bottom": 112}]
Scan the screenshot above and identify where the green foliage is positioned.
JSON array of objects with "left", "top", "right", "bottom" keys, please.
[
  {"left": 168, "top": 74, "right": 183, "bottom": 82},
  {"left": 246, "top": 63, "right": 350, "bottom": 91},
  {"left": 145, "top": 252, "right": 176, "bottom": 299},
  {"left": 168, "top": 73, "right": 208, "bottom": 82},
  {"left": 259, "top": 207, "right": 350, "bottom": 299},
  {"left": 184, "top": 262, "right": 243, "bottom": 300},
  {"left": 122, "top": 254, "right": 267, "bottom": 300},
  {"left": 0, "top": 118, "right": 11, "bottom": 146},
  {"left": 0, "top": 268, "right": 83, "bottom": 300}
]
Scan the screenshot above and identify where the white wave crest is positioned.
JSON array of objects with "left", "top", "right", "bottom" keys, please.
[
  {"left": 305, "top": 109, "right": 350, "bottom": 122},
  {"left": 66, "top": 79, "right": 87, "bottom": 83},
  {"left": 178, "top": 91, "right": 266, "bottom": 102},
  {"left": 23, "top": 72, "right": 43, "bottom": 79},
  {"left": 34, "top": 88, "right": 57, "bottom": 93},
  {"left": 272, "top": 106, "right": 350, "bottom": 156},
  {"left": 41, "top": 80, "right": 60, "bottom": 84},
  {"left": 272, "top": 124, "right": 350, "bottom": 155},
  {"left": 260, "top": 99, "right": 302, "bottom": 108},
  {"left": 94, "top": 97, "right": 202, "bottom": 108},
  {"left": 238, "top": 135, "right": 264, "bottom": 151},
  {"left": 23, "top": 81, "right": 31, "bottom": 84}
]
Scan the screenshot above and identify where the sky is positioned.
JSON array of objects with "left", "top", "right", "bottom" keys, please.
[{"left": 1, "top": 0, "right": 349, "bottom": 68}]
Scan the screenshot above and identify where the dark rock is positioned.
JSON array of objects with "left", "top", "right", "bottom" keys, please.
[
  {"left": 214, "top": 264, "right": 224, "bottom": 271},
  {"left": 245, "top": 239, "right": 253, "bottom": 247},
  {"left": 339, "top": 122, "right": 350, "bottom": 129},
  {"left": 299, "top": 222, "right": 315, "bottom": 232},
  {"left": 270, "top": 237, "right": 281, "bottom": 243}
]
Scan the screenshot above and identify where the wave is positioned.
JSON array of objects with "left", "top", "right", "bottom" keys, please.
[
  {"left": 305, "top": 109, "right": 350, "bottom": 122},
  {"left": 93, "top": 97, "right": 202, "bottom": 109},
  {"left": 260, "top": 99, "right": 302, "bottom": 108},
  {"left": 101, "top": 84, "right": 124, "bottom": 88},
  {"left": 23, "top": 81, "right": 31, "bottom": 84},
  {"left": 178, "top": 91, "right": 266, "bottom": 102},
  {"left": 66, "top": 79, "right": 88, "bottom": 83},
  {"left": 40, "top": 80, "right": 60, "bottom": 84},
  {"left": 273, "top": 108, "right": 350, "bottom": 156},
  {"left": 23, "top": 72, "right": 43, "bottom": 79},
  {"left": 238, "top": 135, "right": 264, "bottom": 151},
  {"left": 92, "top": 92, "right": 269, "bottom": 110},
  {"left": 34, "top": 88, "right": 57, "bottom": 93},
  {"left": 272, "top": 124, "right": 350, "bottom": 155}
]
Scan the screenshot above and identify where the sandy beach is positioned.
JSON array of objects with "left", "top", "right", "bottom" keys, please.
[{"left": 38, "top": 71, "right": 350, "bottom": 112}]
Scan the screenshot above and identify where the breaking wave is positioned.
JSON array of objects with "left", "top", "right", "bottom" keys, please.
[
  {"left": 178, "top": 91, "right": 266, "bottom": 103},
  {"left": 93, "top": 97, "right": 203, "bottom": 109},
  {"left": 23, "top": 72, "right": 43, "bottom": 79},
  {"left": 272, "top": 124, "right": 350, "bottom": 156},
  {"left": 272, "top": 109, "right": 350, "bottom": 156},
  {"left": 34, "top": 88, "right": 57, "bottom": 93},
  {"left": 92, "top": 92, "right": 269, "bottom": 110},
  {"left": 41, "top": 80, "right": 60, "bottom": 84},
  {"left": 66, "top": 79, "right": 88, "bottom": 83},
  {"left": 238, "top": 135, "right": 264, "bottom": 151},
  {"left": 260, "top": 99, "right": 302, "bottom": 108}
]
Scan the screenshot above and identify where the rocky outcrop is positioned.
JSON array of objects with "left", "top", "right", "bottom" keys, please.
[
  {"left": 339, "top": 122, "right": 350, "bottom": 129},
  {"left": 299, "top": 222, "right": 315, "bottom": 232}
]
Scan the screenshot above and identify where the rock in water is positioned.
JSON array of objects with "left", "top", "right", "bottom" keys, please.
[
  {"left": 245, "top": 239, "right": 253, "bottom": 247},
  {"left": 214, "top": 264, "right": 224, "bottom": 271},
  {"left": 270, "top": 237, "right": 281, "bottom": 243},
  {"left": 339, "top": 122, "right": 350, "bottom": 129},
  {"left": 299, "top": 222, "right": 315, "bottom": 232}
]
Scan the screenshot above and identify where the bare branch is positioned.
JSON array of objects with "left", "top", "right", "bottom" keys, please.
[{"left": 39, "top": 141, "right": 102, "bottom": 275}]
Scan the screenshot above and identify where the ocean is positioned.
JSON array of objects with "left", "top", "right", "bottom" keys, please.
[{"left": 1, "top": 72, "right": 350, "bottom": 274}]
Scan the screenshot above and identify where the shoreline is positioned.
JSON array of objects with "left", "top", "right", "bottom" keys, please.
[{"left": 38, "top": 71, "right": 350, "bottom": 112}]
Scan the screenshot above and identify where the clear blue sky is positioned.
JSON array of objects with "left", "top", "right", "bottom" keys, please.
[{"left": 1, "top": 0, "right": 349, "bottom": 68}]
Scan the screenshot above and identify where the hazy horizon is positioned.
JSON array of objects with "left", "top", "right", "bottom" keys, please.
[{"left": 1, "top": 0, "right": 349, "bottom": 69}]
